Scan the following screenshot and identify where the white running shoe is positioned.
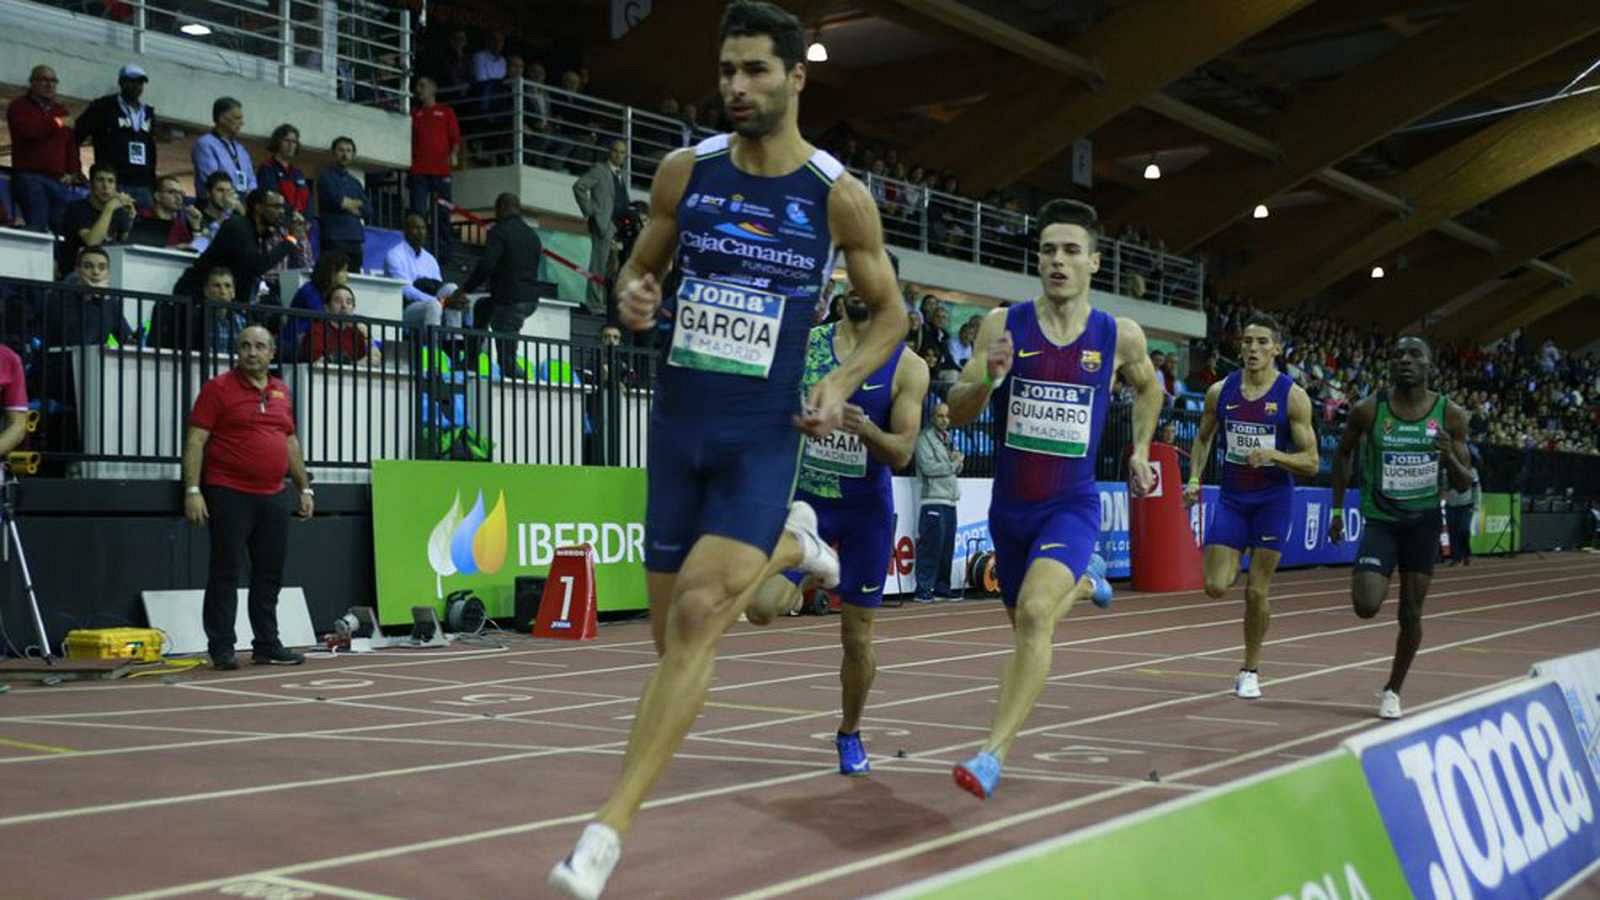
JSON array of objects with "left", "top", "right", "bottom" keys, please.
[
  {"left": 1234, "top": 670, "right": 1261, "bottom": 700},
  {"left": 785, "top": 501, "right": 840, "bottom": 589},
  {"left": 548, "top": 823, "right": 622, "bottom": 900},
  {"left": 1378, "top": 689, "right": 1403, "bottom": 720}
]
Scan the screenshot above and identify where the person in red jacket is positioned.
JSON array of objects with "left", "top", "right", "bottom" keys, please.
[
  {"left": 409, "top": 76, "right": 461, "bottom": 248},
  {"left": 6, "top": 65, "right": 82, "bottom": 233}
]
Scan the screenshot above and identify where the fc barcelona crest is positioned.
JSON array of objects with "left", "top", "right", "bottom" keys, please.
[{"left": 1081, "top": 350, "right": 1102, "bottom": 372}]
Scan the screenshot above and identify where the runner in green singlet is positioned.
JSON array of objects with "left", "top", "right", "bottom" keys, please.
[{"left": 1329, "top": 335, "right": 1473, "bottom": 720}]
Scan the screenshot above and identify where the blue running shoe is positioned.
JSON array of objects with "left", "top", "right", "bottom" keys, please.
[
  {"left": 835, "top": 731, "right": 870, "bottom": 776},
  {"left": 1086, "top": 553, "right": 1114, "bottom": 609},
  {"left": 953, "top": 750, "right": 1002, "bottom": 799}
]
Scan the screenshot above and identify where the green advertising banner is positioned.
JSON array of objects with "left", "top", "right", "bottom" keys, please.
[
  {"left": 1471, "top": 492, "right": 1520, "bottom": 555},
  {"left": 902, "top": 751, "right": 1408, "bottom": 900},
  {"left": 371, "top": 460, "right": 648, "bottom": 624}
]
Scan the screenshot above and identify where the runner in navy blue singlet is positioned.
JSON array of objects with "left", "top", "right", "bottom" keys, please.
[
  {"left": 1183, "top": 313, "right": 1319, "bottom": 701},
  {"left": 550, "top": 6, "right": 906, "bottom": 897},
  {"left": 942, "top": 200, "right": 1164, "bottom": 801}
]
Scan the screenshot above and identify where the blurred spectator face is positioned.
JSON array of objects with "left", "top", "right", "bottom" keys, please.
[
  {"left": 333, "top": 139, "right": 357, "bottom": 166},
  {"left": 660, "top": 96, "right": 680, "bottom": 116},
  {"left": 207, "top": 179, "right": 236, "bottom": 212},
  {"left": 959, "top": 319, "right": 978, "bottom": 346},
  {"left": 933, "top": 403, "right": 950, "bottom": 430},
  {"left": 609, "top": 140, "right": 627, "bottom": 168},
  {"left": 204, "top": 270, "right": 236, "bottom": 302},
  {"left": 216, "top": 104, "right": 244, "bottom": 138},
  {"left": 327, "top": 286, "right": 355, "bottom": 316},
  {"left": 932, "top": 307, "right": 948, "bottom": 331},
  {"left": 77, "top": 250, "right": 110, "bottom": 287},
  {"left": 449, "top": 30, "right": 467, "bottom": 53},
  {"left": 561, "top": 70, "right": 582, "bottom": 92},
  {"left": 403, "top": 213, "right": 427, "bottom": 248},
  {"left": 600, "top": 325, "right": 623, "bottom": 347},
  {"left": 90, "top": 168, "right": 118, "bottom": 204},
  {"left": 1159, "top": 422, "right": 1176, "bottom": 444},
  {"left": 155, "top": 178, "right": 185, "bottom": 214},
  {"left": 416, "top": 76, "right": 437, "bottom": 105},
  {"left": 28, "top": 65, "right": 58, "bottom": 101},
  {"left": 506, "top": 55, "right": 525, "bottom": 80}
]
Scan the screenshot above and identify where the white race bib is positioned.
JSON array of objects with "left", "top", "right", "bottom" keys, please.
[
  {"left": 1225, "top": 421, "right": 1275, "bottom": 464},
  {"left": 1381, "top": 451, "right": 1438, "bottom": 499},
  {"left": 803, "top": 431, "right": 867, "bottom": 478},
  {"left": 1005, "top": 377, "right": 1093, "bottom": 458},
  {"left": 668, "top": 277, "right": 784, "bottom": 378}
]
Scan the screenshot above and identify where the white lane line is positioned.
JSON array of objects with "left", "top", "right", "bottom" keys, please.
[
  {"left": 1186, "top": 715, "right": 1277, "bottom": 728},
  {"left": 107, "top": 674, "right": 1529, "bottom": 900},
  {"left": 4, "top": 562, "right": 1585, "bottom": 725},
  {"left": 91, "top": 600, "right": 1599, "bottom": 900}
]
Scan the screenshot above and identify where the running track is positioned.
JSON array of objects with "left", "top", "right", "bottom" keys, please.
[{"left": 2, "top": 554, "right": 1599, "bottom": 898}]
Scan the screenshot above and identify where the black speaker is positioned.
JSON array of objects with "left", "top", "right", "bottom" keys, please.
[{"left": 515, "top": 576, "right": 547, "bottom": 631}]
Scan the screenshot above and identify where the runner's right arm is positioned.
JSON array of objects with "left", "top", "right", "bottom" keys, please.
[
  {"left": 1184, "top": 381, "right": 1224, "bottom": 506},
  {"left": 1328, "top": 397, "right": 1374, "bottom": 543}
]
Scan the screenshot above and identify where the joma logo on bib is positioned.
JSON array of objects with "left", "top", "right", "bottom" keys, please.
[
  {"left": 1006, "top": 377, "right": 1093, "bottom": 458},
  {"left": 669, "top": 277, "right": 784, "bottom": 378}
]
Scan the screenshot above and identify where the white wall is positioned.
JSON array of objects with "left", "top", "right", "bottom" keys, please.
[{"left": 0, "top": 3, "right": 410, "bottom": 168}]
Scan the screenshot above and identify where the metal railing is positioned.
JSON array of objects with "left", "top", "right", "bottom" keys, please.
[
  {"left": 11, "top": 275, "right": 1594, "bottom": 492},
  {"left": 4, "top": 276, "right": 656, "bottom": 477},
  {"left": 443, "top": 80, "right": 1204, "bottom": 308},
  {"left": 14, "top": 0, "right": 410, "bottom": 112}
]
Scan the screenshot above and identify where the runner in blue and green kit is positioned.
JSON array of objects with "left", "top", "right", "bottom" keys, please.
[
  {"left": 549, "top": 5, "right": 906, "bottom": 897},
  {"left": 749, "top": 275, "right": 929, "bottom": 776},
  {"left": 943, "top": 199, "right": 1165, "bottom": 800},
  {"left": 1329, "top": 335, "right": 1472, "bottom": 721}
]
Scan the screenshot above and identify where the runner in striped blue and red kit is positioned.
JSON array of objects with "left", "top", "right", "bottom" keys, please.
[{"left": 1184, "top": 313, "right": 1319, "bottom": 701}]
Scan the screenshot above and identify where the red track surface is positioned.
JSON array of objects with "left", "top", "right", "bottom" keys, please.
[{"left": 4, "top": 554, "right": 1600, "bottom": 899}]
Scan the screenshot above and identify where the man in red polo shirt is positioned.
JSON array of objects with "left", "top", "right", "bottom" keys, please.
[
  {"left": 410, "top": 76, "right": 461, "bottom": 247},
  {"left": 0, "top": 344, "right": 29, "bottom": 456},
  {"left": 6, "top": 64, "right": 82, "bottom": 234},
  {"left": 182, "top": 325, "right": 313, "bottom": 669}
]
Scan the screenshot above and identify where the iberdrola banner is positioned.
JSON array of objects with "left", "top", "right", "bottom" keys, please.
[{"left": 371, "top": 461, "right": 649, "bottom": 624}]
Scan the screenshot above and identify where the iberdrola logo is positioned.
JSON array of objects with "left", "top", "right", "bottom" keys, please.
[{"left": 426, "top": 490, "right": 508, "bottom": 597}]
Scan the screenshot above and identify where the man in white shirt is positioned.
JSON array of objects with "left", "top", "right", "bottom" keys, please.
[
  {"left": 471, "top": 31, "right": 508, "bottom": 87},
  {"left": 384, "top": 212, "right": 463, "bottom": 328}
]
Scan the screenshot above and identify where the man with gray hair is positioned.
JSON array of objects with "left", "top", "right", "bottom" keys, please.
[
  {"left": 573, "top": 140, "right": 629, "bottom": 315},
  {"left": 192, "top": 97, "right": 255, "bottom": 197},
  {"left": 914, "top": 402, "right": 963, "bottom": 602}
]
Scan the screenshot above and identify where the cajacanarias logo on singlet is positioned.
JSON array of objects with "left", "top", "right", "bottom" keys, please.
[{"left": 682, "top": 230, "right": 819, "bottom": 271}]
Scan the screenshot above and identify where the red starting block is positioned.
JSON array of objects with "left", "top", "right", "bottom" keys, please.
[{"left": 533, "top": 544, "right": 598, "bottom": 640}]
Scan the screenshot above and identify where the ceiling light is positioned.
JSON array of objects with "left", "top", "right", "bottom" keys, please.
[
  {"left": 806, "top": 41, "right": 827, "bottom": 62},
  {"left": 1371, "top": 266, "right": 1385, "bottom": 279},
  {"left": 180, "top": 22, "right": 212, "bottom": 35},
  {"left": 1143, "top": 162, "right": 1161, "bottom": 180},
  {"left": 1253, "top": 204, "right": 1269, "bottom": 219}
]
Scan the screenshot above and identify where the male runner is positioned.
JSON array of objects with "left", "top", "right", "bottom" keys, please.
[
  {"left": 1329, "top": 335, "right": 1471, "bottom": 720},
  {"left": 748, "top": 275, "right": 929, "bottom": 776},
  {"left": 944, "top": 199, "right": 1162, "bottom": 799},
  {"left": 548, "top": 4, "right": 905, "bottom": 897},
  {"left": 1183, "top": 313, "right": 1319, "bottom": 699}
]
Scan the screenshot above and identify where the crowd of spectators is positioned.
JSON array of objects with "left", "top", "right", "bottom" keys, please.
[{"left": 1204, "top": 295, "right": 1600, "bottom": 456}]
